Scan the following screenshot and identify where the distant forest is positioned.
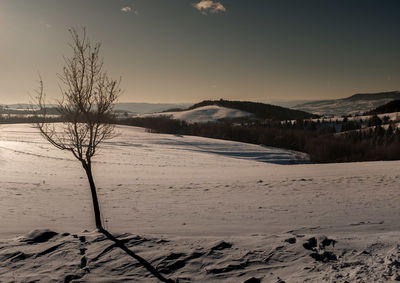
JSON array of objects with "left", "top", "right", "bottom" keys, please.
[
  {"left": 364, "top": 100, "right": 400, "bottom": 115},
  {"left": 119, "top": 115, "right": 400, "bottom": 163}
]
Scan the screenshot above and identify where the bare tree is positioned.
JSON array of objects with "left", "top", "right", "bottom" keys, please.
[
  {"left": 36, "top": 28, "right": 120, "bottom": 230},
  {"left": 35, "top": 28, "right": 174, "bottom": 283}
]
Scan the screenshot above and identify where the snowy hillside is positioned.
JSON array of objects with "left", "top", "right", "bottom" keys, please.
[
  {"left": 293, "top": 92, "right": 400, "bottom": 117},
  {"left": 1, "top": 124, "right": 400, "bottom": 282},
  {"left": 114, "top": 102, "right": 191, "bottom": 115},
  {"left": 293, "top": 98, "right": 395, "bottom": 117},
  {"left": 140, "top": 105, "right": 253, "bottom": 123}
]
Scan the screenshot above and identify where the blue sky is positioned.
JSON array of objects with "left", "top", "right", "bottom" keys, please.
[{"left": 0, "top": 0, "right": 399, "bottom": 103}]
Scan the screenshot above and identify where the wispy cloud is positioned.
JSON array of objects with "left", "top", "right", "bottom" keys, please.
[
  {"left": 39, "top": 20, "right": 52, "bottom": 29},
  {"left": 193, "top": 0, "right": 226, "bottom": 15},
  {"left": 121, "top": 6, "right": 137, "bottom": 14}
]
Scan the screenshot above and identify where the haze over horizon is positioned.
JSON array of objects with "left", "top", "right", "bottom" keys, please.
[{"left": 1, "top": 0, "right": 399, "bottom": 104}]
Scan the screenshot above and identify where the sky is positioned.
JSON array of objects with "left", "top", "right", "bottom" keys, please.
[{"left": 0, "top": 0, "right": 399, "bottom": 104}]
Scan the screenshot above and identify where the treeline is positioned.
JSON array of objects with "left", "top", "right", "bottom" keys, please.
[
  {"left": 0, "top": 107, "right": 61, "bottom": 115},
  {"left": 364, "top": 100, "right": 400, "bottom": 116},
  {"left": 307, "top": 124, "right": 400, "bottom": 163},
  {"left": 118, "top": 116, "right": 313, "bottom": 153},
  {"left": 283, "top": 114, "right": 395, "bottom": 133},
  {"left": 118, "top": 117, "right": 400, "bottom": 163},
  {"left": 0, "top": 115, "right": 61, "bottom": 124}
]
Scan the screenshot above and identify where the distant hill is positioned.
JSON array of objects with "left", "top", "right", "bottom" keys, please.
[
  {"left": 188, "top": 99, "right": 315, "bottom": 121},
  {"left": 345, "top": 91, "right": 400, "bottom": 101},
  {"left": 0, "top": 102, "right": 192, "bottom": 115},
  {"left": 268, "top": 100, "right": 313, "bottom": 108},
  {"left": 293, "top": 91, "right": 400, "bottom": 117},
  {"left": 364, "top": 100, "right": 400, "bottom": 116},
  {"left": 114, "top": 103, "right": 191, "bottom": 115},
  {"left": 142, "top": 105, "right": 253, "bottom": 124}
]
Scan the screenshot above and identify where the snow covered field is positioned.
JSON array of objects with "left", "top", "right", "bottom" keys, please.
[{"left": 1, "top": 124, "right": 400, "bottom": 282}]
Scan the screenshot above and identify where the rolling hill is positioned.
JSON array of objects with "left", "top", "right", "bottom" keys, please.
[
  {"left": 293, "top": 91, "right": 400, "bottom": 117},
  {"left": 189, "top": 99, "right": 316, "bottom": 121},
  {"left": 114, "top": 102, "right": 191, "bottom": 115},
  {"left": 142, "top": 105, "right": 253, "bottom": 124},
  {"left": 139, "top": 100, "right": 316, "bottom": 123}
]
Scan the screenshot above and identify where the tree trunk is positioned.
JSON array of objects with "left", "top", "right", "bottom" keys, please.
[
  {"left": 83, "top": 162, "right": 103, "bottom": 230},
  {"left": 82, "top": 162, "right": 173, "bottom": 282}
]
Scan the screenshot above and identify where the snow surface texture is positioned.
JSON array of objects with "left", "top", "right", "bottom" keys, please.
[
  {"left": 140, "top": 105, "right": 253, "bottom": 123},
  {"left": 1, "top": 124, "right": 400, "bottom": 282}
]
